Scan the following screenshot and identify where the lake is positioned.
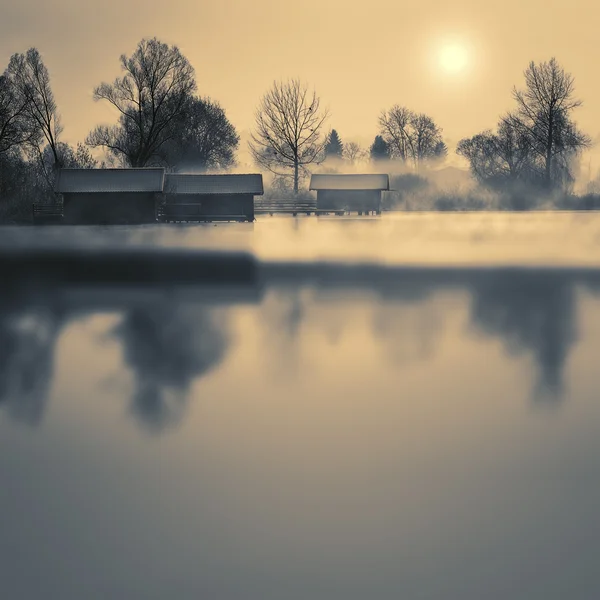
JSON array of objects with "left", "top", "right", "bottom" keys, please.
[{"left": 1, "top": 214, "right": 600, "bottom": 599}]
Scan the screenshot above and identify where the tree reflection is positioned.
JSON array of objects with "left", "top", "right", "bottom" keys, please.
[
  {"left": 372, "top": 299, "right": 443, "bottom": 366},
  {"left": 0, "top": 267, "right": 596, "bottom": 427},
  {"left": 369, "top": 269, "right": 579, "bottom": 402},
  {"left": 468, "top": 272, "right": 577, "bottom": 402},
  {"left": 256, "top": 269, "right": 581, "bottom": 403},
  {"left": 0, "top": 299, "right": 61, "bottom": 425},
  {"left": 114, "top": 304, "right": 229, "bottom": 432}
]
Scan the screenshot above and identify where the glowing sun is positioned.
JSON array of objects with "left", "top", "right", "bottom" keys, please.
[{"left": 439, "top": 43, "right": 469, "bottom": 74}]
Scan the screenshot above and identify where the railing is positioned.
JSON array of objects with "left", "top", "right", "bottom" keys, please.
[
  {"left": 254, "top": 198, "right": 381, "bottom": 216},
  {"left": 255, "top": 198, "right": 319, "bottom": 216},
  {"left": 32, "top": 204, "right": 63, "bottom": 223},
  {"left": 157, "top": 204, "right": 252, "bottom": 223}
]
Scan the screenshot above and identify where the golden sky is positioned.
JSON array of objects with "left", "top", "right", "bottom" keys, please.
[{"left": 1, "top": 0, "right": 597, "bottom": 161}]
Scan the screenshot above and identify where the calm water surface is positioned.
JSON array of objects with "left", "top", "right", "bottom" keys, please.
[{"left": 1, "top": 214, "right": 600, "bottom": 599}]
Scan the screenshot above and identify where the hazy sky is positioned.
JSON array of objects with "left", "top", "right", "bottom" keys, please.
[{"left": 1, "top": 0, "right": 598, "bottom": 164}]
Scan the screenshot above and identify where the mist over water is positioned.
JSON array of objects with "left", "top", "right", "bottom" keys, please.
[
  {"left": 2, "top": 214, "right": 600, "bottom": 599},
  {"left": 4, "top": 212, "right": 600, "bottom": 265}
]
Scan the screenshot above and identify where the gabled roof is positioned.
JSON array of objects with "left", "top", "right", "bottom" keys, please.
[
  {"left": 164, "top": 174, "right": 264, "bottom": 195},
  {"left": 57, "top": 168, "right": 165, "bottom": 193},
  {"left": 309, "top": 173, "right": 390, "bottom": 191}
]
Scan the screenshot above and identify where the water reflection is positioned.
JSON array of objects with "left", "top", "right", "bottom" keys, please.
[
  {"left": 0, "top": 289, "right": 233, "bottom": 431},
  {"left": 469, "top": 273, "right": 577, "bottom": 401},
  {"left": 114, "top": 304, "right": 229, "bottom": 432},
  {"left": 372, "top": 299, "right": 444, "bottom": 366},
  {"left": 0, "top": 295, "right": 62, "bottom": 425},
  {"left": 5, "top": 226, "right": 600, "bottom": 600},
  {"left": 263, "top": 266, "right": 597, "bottom": 404},
  {"left": 1, "top": 265, "right": 600, "bottom": 428}
]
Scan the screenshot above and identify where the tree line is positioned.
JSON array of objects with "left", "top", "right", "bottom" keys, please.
[
  {"left": 0, "top": 37, "right": 593, "bottom": 218},
  {"left": 457, "top": 58, "right": 590, "bottom": 193},
  {"left": 248, "top": 80, "right": 449, "bottom": 193},
  {"left": 0, "top": 38, "right": 240, "bottom": 217},
  {"left": 0, "top": 36, "right": 453, "bottom": 205},
  {"left": 253, "top": 57, "right": 591, "bottom": 196}
]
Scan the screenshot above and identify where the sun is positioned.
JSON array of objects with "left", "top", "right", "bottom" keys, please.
[{"left": 439, "top": 43, "right": 469, "bottom": 74}]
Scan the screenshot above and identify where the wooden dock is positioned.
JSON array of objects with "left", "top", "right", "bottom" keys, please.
[
  {"left": 157, "top": 204, "right": 252, "bottom": 223},
  {"left": 255, "top": 198, "right": 318, "bottom": 216},
  {"left": 32, "top": 204, "right": 63, "bottom": 224},
  {"left": 255, "top": 198, "right": 381, "bottom": 216},
  {"left": 31, "top": 200, "right": 382, "bottom": 225}
]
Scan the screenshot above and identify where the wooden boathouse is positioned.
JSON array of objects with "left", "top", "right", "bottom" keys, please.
[
  {"left": 57, "top": 168, "right": 165, "bottom": 225},
  {"left": 309, "top": 173, "right": 390, "bottom": 215},
  {"left": 159, "top": 173, "right": 264, "bottom": 222}
]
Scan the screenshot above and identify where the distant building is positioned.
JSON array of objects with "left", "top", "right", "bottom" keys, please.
[
  {"left": 160, "top": 173, "right": 264, "bottom": 222},
  {"left": 57, "top": 168, "right": 165, "bottom": 225},
  {"left": 309, "top": 173, "right": 390, "bottom": 214}
]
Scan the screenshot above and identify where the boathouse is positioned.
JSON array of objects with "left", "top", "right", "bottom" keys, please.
[
  {"left": 309, "top": 173, "right": 390, "bottom": 214},
  {"left": 57, "top": 168, "right": 165, "bottom": 225},
  {"left": 160, "top": 173, "right": 263, "bottom": 222}
]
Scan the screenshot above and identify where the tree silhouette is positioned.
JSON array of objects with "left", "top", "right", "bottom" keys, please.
[
  {"left": 6, "top": 48, "right": 63, "bottom": 186},
  {"left": 379, "top": 105, "right": 445, "bottom": 169},
  {"left": 159, "top": 96, "right": 239, "bottom": 171},
  {"left": 0, "top": 75, "right": 31, "bottom": 155},
  {"left": 343, "top": 141, "right": 367, "bottom": 164},
  {"left": 457, "top": 58, "right": 591, "bottom": 193},
  {"left": 87, "top": 37, "right": 196, "bottom": 167},
  {"left": 370, "top": 135, "right": 390, "bottom": 161},
  {"left": 457, "top": 116, "right": 535, "bottom": 187},
  {"left": 249, "top": 79, "right": 329, "bottom": 194},
  {"left": 324, "top": 129, "right": 344, "bottom": 159},
  {"left": 511, "top": 57, "right": 590, "bottom": 189}
]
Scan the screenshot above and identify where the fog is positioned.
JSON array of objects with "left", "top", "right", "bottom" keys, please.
[
  {"left": 4, "top": 212, "right": 600, "bottom": 266},
  {"left": 2, "top": 216, "right": 600, "bottom": 599},
  {"left": 3, "top": 214, "right": 600, "bottom": 430},
  {"left": 3, "top": 229, "right": 600, "bottom": 599}
]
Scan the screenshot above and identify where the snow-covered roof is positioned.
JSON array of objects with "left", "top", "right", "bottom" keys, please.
[
  {"left": 164, "top": 174, "right": 264, "bottom": 195},
  {"left": 57, "top": 168, "right": 165, "bottom": 193},
  {"left": 309, "top": 174, "right": 390, "bottom": 191}
]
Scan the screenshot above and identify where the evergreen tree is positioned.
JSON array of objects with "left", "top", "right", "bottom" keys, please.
[
  {"left": 324, "top": 129, "right": 344, "bottom": 158},
  {"left": 370, "top": 135, "right": 390, "bottom": 161},
  {"left": 433, "top": 141, "right": 448, "bottom": 160}
]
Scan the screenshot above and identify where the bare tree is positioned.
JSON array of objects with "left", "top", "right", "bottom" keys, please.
[
  {"left": 0, "top": 75, "right": 31, "bottom": 155},
  {"left": 457, "top": 114, "right": 535, "bottom": 186},
  {"left": 51, "top": 142, "right": 98, "bottom": 169},
  {"left": 86, "top": 38, "right": 196, "bottom": 167},
  {"left": 6, "top": 48, "right": 62, "bottom": 177},
  {"left": 511, "top": 58, "right": 590, "bottom": 189},
  {"left": 378, "top": 105, "right": 413, "bottom": 163},
  {"left": 72, "top": 143, "right": 99, "bottom": 169},
  {"left": 343, "top": 141, "right": 367, "bottom": 164},
  {"left": 379, "top": 105, "right": 445, "bottom": 169},
  {"left": 249, "top": 79, "right": 329, "bottom": 194},
  {"left": 412, "top": 114, "right": 446, "bottom": 163},
  {"left": 497, "top": 113, "right": 538, "bottom": 180},
  {"left": 456, "top": 131, "right": 498, "bottom": 182}
]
